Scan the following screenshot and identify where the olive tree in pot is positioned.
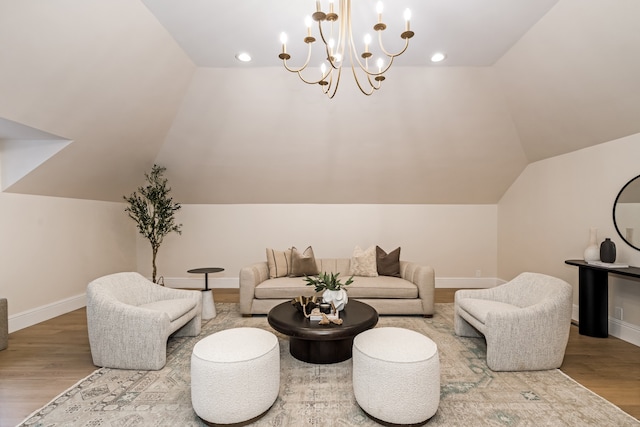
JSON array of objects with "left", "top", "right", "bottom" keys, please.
[{"left": 123, "top": 164, "right": 182, "bottom": 284}]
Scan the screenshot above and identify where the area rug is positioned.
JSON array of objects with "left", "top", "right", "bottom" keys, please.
[{"left": 18, "top": 303, "right": 639, "bottom": 427}]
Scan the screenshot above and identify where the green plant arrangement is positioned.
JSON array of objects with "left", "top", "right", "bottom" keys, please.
[
  {"left": 303, "top": 272, "right": 354, "bottom": 292},
  {"left": 123, "top": 164, "right": 182, "bottom": 283}
]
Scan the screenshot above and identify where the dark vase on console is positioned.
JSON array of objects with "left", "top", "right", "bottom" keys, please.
[{"left": 600, "top": 238, "right": 616, "bottom": 263}]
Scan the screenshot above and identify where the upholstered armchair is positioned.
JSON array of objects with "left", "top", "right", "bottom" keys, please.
[
  {"left": 86, "top": 272, "right": 202, "bottom": 370},
  {"left": 454, "top": 272, "right": 573, "bottom": 371}
]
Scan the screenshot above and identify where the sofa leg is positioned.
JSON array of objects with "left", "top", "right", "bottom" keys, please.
[{"left": 424, "top": 314, "right": 433, "bottom": 318}]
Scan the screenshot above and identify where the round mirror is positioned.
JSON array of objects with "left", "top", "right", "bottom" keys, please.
[{"left": 613, "top": 174, "right": 640, "bottom": 251}]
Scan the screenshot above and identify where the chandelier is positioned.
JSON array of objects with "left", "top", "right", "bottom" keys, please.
[{"left": 278, "top": 0, "right": 414, "bottom": 98}]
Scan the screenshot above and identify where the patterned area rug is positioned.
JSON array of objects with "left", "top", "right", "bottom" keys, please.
[{"left": 19, "top": 303, "right": 639, "bottom": 427}]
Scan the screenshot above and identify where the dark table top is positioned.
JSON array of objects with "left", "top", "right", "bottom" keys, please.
[
  {"left": 267, "top": 299, "right": 378, "bottom": 341},
  {"left": 187, "top": 267, "right": 224, "bottom": 274},
  {"left": 565, "top": 259, "right": 640, "bottom": 279}
]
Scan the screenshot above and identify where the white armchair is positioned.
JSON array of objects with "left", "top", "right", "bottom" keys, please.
[
  {"left": 454, "top": 272, "right": 572, "bottom": 371},
  {"left": 86, "top": 272, "right": 202, "bottom": 370}
]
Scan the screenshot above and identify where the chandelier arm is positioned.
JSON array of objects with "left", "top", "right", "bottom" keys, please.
[
  {"left": 295, "top": 70, "right": 329, "bottom": 86},
  {"left": 344, "top": 36, "right": 375, "bottom": 95},
  {"left": 318, "top": 20, "right": 342, "bottom": 70},
  {"left": 366, "top": 72, "right": 382, "bottom": 92},
  {"left": 349, "top": 29, "right": 398, "bottom": 77},
  {"left": 376, "top": 30, "right": 411, "bottom": 58},
  {"left": 281, "top": 43, "right": 314, "bottom": 74},
  {"left": 326, "top": 64, "right": 342, "bottom": 99},
  {"left": 352, "top": 66, "right": 376, "bottom": 96}
]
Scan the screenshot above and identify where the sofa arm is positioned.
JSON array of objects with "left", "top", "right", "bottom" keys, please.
[
  {"left": 239, "top": 262, "right": 270, "bottom": 315},
  {"left": 86, "top": 297, "right": 170, "bottom": 370},
  {"left": 400, "top": 261, "right": 435, "bottom": 316},
  {"left": 484, "top": 298, "right": 572, "bottom": 371}
]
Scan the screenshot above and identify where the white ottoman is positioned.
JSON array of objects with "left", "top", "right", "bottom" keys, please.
[
  {"left": 191, "top": 327, "right": 280, "bottom": 425},
  {"left": 353, "top": 327, "right": 440, "bottom": 425}
]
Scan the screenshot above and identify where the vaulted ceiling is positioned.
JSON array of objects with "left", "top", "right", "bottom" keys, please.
[{"left": 1, "top": 0, "right": 639, "bottom": 204}]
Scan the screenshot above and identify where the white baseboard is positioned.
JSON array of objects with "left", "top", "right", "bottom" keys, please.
[
  {"left": 571, "top": 304, "right": 640, "bottom": 347},
  {"left": 608, "top": 318, "right": 640, "bottom": 347},
  {"left": 8, "top": 293, "right": 86, "bottom": 333}
]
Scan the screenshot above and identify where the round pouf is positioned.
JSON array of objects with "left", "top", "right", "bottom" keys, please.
[
  {"left": 191, "top": 327, "right": 280, "bottom": 425},
  {"left": 353, "top": 327, "right": 440, "bottom": 425}
]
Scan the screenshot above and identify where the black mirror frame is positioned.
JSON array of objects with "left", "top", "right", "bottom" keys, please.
[{"left": 613, "top": 174, "right": 640, "bottom": 252}]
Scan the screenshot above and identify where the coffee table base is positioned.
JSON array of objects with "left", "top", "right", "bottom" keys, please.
[{"left": 290, "top": 337, "right": 354, "bottom": 364}]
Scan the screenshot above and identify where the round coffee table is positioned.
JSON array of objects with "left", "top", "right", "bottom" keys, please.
[{"left": 268, "top": 299, "right": 378, "bottom": 364}]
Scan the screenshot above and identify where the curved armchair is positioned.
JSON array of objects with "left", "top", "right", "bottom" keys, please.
[
  {"left": 454, "top": 272, "right": 572, "bottom": 371},
  {"left": 86, "top": 272, "right": 202, "bottom": 370}
]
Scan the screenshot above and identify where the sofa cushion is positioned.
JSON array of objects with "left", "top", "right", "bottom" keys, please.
[
  {"left": 266, "top": 248, "right": 292, "bottom": 278},
  {"left": 254, "top": 276, "right": 417, "bottom": 300},
  {"left": 139, "top": 298, "right": 198, "bottom": 321},
  {"left": 376, "top": 246, "right": 401, "bottom": 277},
  {"left": 349, "top": 246, "right": 378, "bottom": 277},
  {"left": 290, "top": 246, "right": 320, "bottom": 276},
  {"left": 456, "top": 298, "right": 521, "bottom": 324},
  {"left": 348, "top": 276, "right": 417, "bottom": 298}
]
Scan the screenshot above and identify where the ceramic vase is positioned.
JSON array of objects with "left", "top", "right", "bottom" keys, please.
[
  {"left": 583, "top": 227, "right": 600, "bottom": 262},
  {"left": 323, "top": 289, "right": 348, "bottom": 312},
  {"left": 600, "top": 238, "right": 616, "bottom": 263}
]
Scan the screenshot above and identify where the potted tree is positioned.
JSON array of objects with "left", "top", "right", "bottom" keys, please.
[{"left": 124, "top": 164, "right": 182, "bottom": 283}]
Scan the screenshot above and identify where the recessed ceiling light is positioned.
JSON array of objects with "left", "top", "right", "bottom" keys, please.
[
  {"left": 236, "top": 52, "right": 252, "bottom": 62},
  {"left": 430, "top": 52, "right": 446, "bottom": 63}
]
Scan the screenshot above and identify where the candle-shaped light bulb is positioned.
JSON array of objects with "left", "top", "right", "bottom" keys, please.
[
  {"left": 280, "top": 32, "right": 288, "bottom": 53},
  {"left": 305, "top": 15, "right": 312, "bottom": 36},
  {"left": 321, "top": 63, "right": 327, "bottom": 77},
  {"left": 334, "top": 53, "right": 342, "bottom": 63},
  {"left": 364, "top": 33, "right": 372, "bottom": 52},
  {"left": 376, "top": 1, "right": 383, "bottom": 22},
  {"left": 404, "top": 8, "right": 411, "bottom": 31},
  {"left": 316, "top": 0, "right": 321, "bottom": 12},
  {"left": 329, "top": 0, "right": 334, "bottom": 13},
  {"left": 329, "top": 38, "right": 335, "bottom": 52},
  {"left": 377, "top": 58, "right": 384, "bottom": 73}
]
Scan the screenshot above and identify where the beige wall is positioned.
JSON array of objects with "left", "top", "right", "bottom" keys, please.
[
  {"left": 139, "top": 204, "right": 498, "bottom": 286},
  {"left": 0, "top": 193, "right": 136, "bottom": 328},
  {"left": 0, "top": 0, "right": 195, "bottom": 201},
  {"left": 498, "top": 132, "right": 640, "bottom": 329}
]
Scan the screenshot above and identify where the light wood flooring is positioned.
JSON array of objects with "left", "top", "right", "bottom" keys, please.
[{"left": 0, "top": 289, "right": 638, "bottom": 426}]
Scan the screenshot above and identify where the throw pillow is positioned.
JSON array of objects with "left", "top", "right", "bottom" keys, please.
[
  {"left": 349, "top": 245, "right": 378, "bottom": 277},
  {"left": 376, "top": 246, "right": 401, "bottom": 277},
  {"left": 290, "top": 246, "right": 320, "bottom": 277},
  {"left": 266, "top": 248, "right": 292, "bottom": 279}
]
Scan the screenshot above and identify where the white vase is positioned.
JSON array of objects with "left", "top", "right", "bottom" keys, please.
[
  {"left": 323, "top": 289, "right": 348, "bottom": 312},
  {"left": 583, "top": 227, "right": 600, "bottom": 262}
]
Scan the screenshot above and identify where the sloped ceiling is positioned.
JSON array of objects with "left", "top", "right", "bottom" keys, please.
[{"left": 1, "top": 0, "right": 639, "bottom": 204}]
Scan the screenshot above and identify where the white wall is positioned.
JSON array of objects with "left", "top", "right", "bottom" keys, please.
[
  {"left": 139, "top": 204, "right": 498, "bottom": 288},
  {"left": 0, "top": 193, "right": 136, "bottom": 331},
  {"left": 498, "top": 132, "right": 640, "bottom": 341}
]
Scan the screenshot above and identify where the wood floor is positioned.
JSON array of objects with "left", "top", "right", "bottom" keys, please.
[{"left": 0, "top": 289, "right": 638, "bottom": 426}]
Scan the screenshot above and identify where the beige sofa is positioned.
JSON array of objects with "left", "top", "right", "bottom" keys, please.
[{"left": 240, "top": 258, "right": 435, "bottom": 317}]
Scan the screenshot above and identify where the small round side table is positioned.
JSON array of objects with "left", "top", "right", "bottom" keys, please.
[{"left": 187, "top": 267, "right": 224, "bottom": 320}]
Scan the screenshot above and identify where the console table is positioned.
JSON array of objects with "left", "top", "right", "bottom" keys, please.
[{"left": 565, "top": 259, "right": 640, "bottom": 337}]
